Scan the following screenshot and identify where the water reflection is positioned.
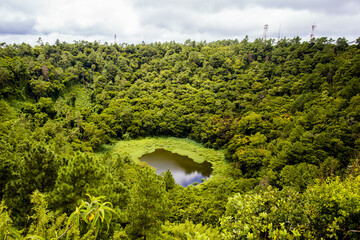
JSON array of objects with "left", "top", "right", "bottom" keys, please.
[{"left": 140, "top": 148, "right": 212, "bottom": 187}]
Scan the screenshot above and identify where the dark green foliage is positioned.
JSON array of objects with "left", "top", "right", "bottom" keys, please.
[
  {"left": 4, "top": 143, "right": 58, "bottom": 224},
  {"left": 0, "top": 139, "right": 15, "bottom": 199},
  {"left": 126, "top": 167, "right": 169, "bottom": 239},
  {"left": 280, "top": 163, "right": 319, "bottom": 191},
  {"left": 52, "top": 153, "right": 105, "bottom": 213}
]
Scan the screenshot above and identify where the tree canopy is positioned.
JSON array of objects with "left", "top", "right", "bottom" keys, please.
[{"left": 0, "top": 36, "right": 360, "bottom": 239}]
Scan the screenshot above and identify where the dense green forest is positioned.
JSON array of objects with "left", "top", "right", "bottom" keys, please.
[{"left": 0, "top": 36, "right": 360, "bottom": 239}]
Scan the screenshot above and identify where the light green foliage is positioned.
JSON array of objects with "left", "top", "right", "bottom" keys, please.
[
  {"left": 71, "top": 85, "right": 92, "bottom": 110},
  {"left": 303, "top": 176, "right": 360, "bottom": 239},
  {"left": 0, "top": 192, "right": 118, "bottom": 240},
  {"left": 221, "top": 186, "right": 304, "bottom": 239},
  {"left": 37, "top": 97, "right": 55, "bottom": 117},
  {"left": 107, "top": 137, "right": 228, "bottom": 181},
  {"left": 167, "top": 176, "right": 249, "bottom": 227},
  {"left": 158, "top": 220, "right": 221, "bottom": 240},
  {"left": 28, "top": 191, "right": 49, "bottom": 237},
  {"left": 30, "top": 77, "right": 52, "bottom": 98},
  {"left": 0, "top": 201, "right": 21, "bottom": 240},
  {"left": 66, "top": 194, "right": 118, "bottom": 238},
  {"left": 107, "top": 137, "right": 224, "bottom": 166},
  {"left": 27, "top": 190, "right": 67, "bottom": 239},
  {"left": 221, "top": 176, "right": 360, "bottom": 239},
  {"left": 162, "top": 169, "right": 176, "bottom": 191}
]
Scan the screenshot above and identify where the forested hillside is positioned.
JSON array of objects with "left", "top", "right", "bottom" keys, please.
[{"left": 0, "top": 37, "right": 360, "bottom": 239}]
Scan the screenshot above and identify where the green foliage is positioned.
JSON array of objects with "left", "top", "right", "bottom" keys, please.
[
  {"left": 221, "top": 186, "right": 304, "bottom": 239},
  {"left": 303, "top": 176, "right": 360, "bottom": 239},
  {"left": 0, "top": 100, "right": 14, "bottom": 136},
  {"left": 52, "top": 153, "right": 105, "bottom": 212},
  {"left": 99, "top": 154, "right": 130, "bottom": 210},
  {"left": 30, "top": 78, "right": 52, "bottom": 98},
  {"left": 221, "top": 176, "right": 360, "bottom": 239},
  {"left": 226, "top": 132, "right": 270, "bottom": 177},
  {"left": 126, "top": 167, "right": 169, "bottom": 239},
  {"left": 0, "top": 139, "right": 15, "bottom": 200},
  {"left": 27, "top": 190, "right": 67, "bottom": 240},
  {"left": 28, "top": 191, "right": 50, "bottom": 237},
  {"left": 158, "top": 220, "right": 221, "bottom": 240},
  {"left": 108, "top": 137, "right": 224, "bottom": 166},
  {"left": 0, "top": 201, "right": 21, "bottom": 240},
  {"left": 0, "top": 192, "right": 118, "bottom": 240},
  {"left": 280, "top": 163, "right": 319, "bottom": 191},
  {"left": 66, "top": 194, "right": 118, "bottom": 238},
  {"left": 162, "top": 170, "right": 176, "bottom": 191},
  {"left": 0, "top": 56, "right": 28, "bottom": 98},
  {"left": 4, "top": 143, "right": 58, "bottom": 224},
  {"left": 1, "top": 37, "right": 360, "bottom": 238}
]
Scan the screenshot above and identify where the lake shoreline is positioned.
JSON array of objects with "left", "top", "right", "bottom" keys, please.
[
  {"left": 102, "top": 137, "right": 224, "bottom": 163},
  {"left": 140, "top": 148, "right": 213, "bottom": 187},
  {"left": 98, "top": 137, "right": 228, "bottom": 184}
]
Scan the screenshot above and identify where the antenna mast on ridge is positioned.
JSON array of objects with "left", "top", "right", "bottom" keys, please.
[
  {"left": 310, "top": 23, "right": 317, "bottom": 40},
  {"left": 114, "top": 34, "right": 117, "bottom": 44},
  {"left": 263, "top": 24, "right": 269, "bottom": 40}
]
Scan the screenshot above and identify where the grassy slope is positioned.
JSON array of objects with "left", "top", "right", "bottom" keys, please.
[{"left": 100, "top": 137, "right": 228, "bottom": 177}]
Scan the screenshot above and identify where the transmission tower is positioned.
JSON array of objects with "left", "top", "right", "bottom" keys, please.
[
  {"left": 263, "top": 24, "right": 269, "bottom": 40},
  {"left": 310, "top": 23, "right": 317, "bottom": 40}
]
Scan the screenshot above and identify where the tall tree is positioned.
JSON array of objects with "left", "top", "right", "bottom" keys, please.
[{"left": 127, "top": 167, "right": 169, "bottom": 239}]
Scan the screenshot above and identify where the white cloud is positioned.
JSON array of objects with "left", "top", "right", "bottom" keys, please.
[
  {"left": 0, "top": 0, "right": 359, "bottom": 44},
  {"left": 31, "top": 0, "right": 139, "bottom": 36}
]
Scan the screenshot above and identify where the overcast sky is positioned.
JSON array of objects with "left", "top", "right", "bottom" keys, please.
[{"left": 1, "top": 0, "right": 359, "bottom": 45}]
